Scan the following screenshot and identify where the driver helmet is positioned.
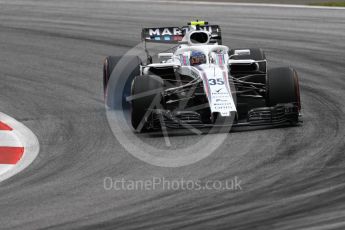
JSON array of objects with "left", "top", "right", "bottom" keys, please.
[{"left": 190, "top": 51, "right": 206, "bottom": 66}]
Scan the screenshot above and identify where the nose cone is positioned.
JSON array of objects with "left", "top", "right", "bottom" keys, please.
[{"left": 196, "top": 65, "right": 237, "bottom": 116}]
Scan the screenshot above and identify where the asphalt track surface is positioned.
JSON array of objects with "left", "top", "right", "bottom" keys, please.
[
  {"left": 176, "top": 0, "right": 345, "bottom": 5},
  {"left": 0, "top": 0, "right": 345, "bottom": 229}
]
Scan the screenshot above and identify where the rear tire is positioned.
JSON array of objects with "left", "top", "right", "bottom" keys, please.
[
  {"left": 266, "top": 67, "right": 301, "bottom": 111},
  {"left": 131, "top": 75, "right": 164, "bottom": 132}
]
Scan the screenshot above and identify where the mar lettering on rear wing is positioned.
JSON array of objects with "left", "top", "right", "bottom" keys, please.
[{"left": 141, "top": 25, "right": 222, "bottom": 44}]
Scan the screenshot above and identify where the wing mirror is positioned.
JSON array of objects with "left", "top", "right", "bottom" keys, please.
[
  {"left": 158, "top": 53, "right": 174, "bottom": 63},
  {"left": 233, "top": 49, "right": 251, "bottom": 56},
  {"left": 229, "top": 49, "right": 251, "bottom": 59},
  {"left": 228, "top": 59, "right": 256, "bottom": 65}
]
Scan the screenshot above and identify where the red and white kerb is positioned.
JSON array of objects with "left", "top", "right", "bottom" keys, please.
[{"left": 0, "top": 121, "right": 24, "bottom": 170}]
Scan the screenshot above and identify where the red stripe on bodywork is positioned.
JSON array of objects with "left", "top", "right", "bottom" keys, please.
[
  {"left": 293, "top": 70, "right": 301, "bottom": 111},
  {"left": 218, "top": 54, "right": 223, "bottom": 65},
  {"left": 0, "top": 121, "right": 12, "bottom": 131},
  {"left": 0, "top": 147, "right": 24, "bottom": 164}
]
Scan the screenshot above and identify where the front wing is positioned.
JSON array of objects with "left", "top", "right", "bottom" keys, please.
[{"left": 147, "top": 103, "right": 301, "bottom": 130}]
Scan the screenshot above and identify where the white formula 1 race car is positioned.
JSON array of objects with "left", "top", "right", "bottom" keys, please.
[{"left": 103, "top": 21, "right": 302, "bottom": 132}]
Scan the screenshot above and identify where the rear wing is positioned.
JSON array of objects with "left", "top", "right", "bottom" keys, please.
[{"left": 141, "top": 25, "right": 222, "bottom": 44}]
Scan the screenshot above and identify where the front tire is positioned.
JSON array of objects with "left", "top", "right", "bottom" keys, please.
[
  {"left": 103, "top": 56, "right": 121, "bottom": 95},
  {"left": 266, "top": 67, "right": 301, "bottom": 111},
  {"left": 103, "top": 55, "right": 141, "bottom": 109},
  {"left": 131, "top": 75, "right": 164, "bottom": 132}
]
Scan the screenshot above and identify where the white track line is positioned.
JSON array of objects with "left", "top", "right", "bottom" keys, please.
[
  {"left": 0, "top": 165, "right": 13, "bottom": 176},
  {"left": 112, "top": 0, "right": 345, "bottom": 10},
  {"left": 0, "top": 112, "right": 39, "bottom": 183}
]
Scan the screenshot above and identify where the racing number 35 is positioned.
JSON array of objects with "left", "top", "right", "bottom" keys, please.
[{"left": 208, "top": 78, "right": 224, "bottom": 85}]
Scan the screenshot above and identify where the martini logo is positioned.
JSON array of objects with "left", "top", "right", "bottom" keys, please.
[{"left": 148, "top": 27, "right": 213, "bottom": 36}]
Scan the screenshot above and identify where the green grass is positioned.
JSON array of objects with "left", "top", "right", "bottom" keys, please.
[{"left": 310, "top": 1, "right": 345, "bottom": 6}]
